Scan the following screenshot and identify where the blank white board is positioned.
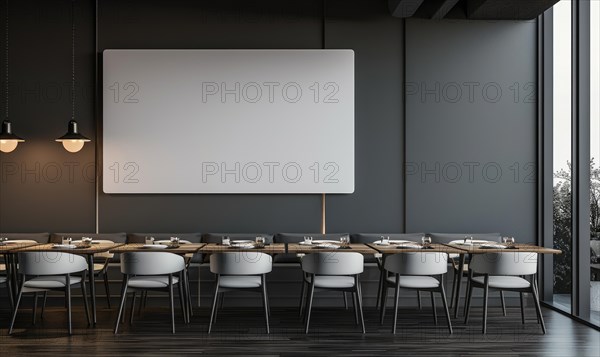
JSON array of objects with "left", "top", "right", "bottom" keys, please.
[{"left": 103, "top": 50, "right": 354, "bottom": 194}]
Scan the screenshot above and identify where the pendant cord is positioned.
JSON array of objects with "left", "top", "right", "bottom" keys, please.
[
  {"left": 71, "top": 0, "right": 75, "bottom": 121},
  {"left": 5, "top": 0, "right": 9, "bottom": 119}
]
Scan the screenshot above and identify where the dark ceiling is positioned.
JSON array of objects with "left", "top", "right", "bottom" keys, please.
[{"left": 388, "top": 0, "right": 560, "bottom": 20}]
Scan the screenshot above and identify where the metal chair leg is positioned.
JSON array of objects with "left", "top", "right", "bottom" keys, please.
[
  {"left": 531, "top": 283, "right": 546, "bottom": 334},
  {"left": 440, "top": 286, "right": 453, "bottom": 334},
  {"left": 343, "top": 291, "right": 349, "bottom": 310},
  {"left": 298, "top": 279, "right": 306, "bottom": 317},
  {"left": 482, "top": 276, "right": 489, "bottom": 334},
  {"left": 40, "top": 291, "right": 48, "bottom": 320},
  {"left": 66, "top": 274, "right": 72, "bottom": 335},
  {"left": 352, "top": 291, "right": 359, "bottom": 325},
  {"left": 355, "top": 277, "right": 366, "bottom": 334},
  {"left": 103, "top": 272, "right": 111, "bottom": 308},
  {"left": 129, "top": 292, "right": 137, "bottom": 324},
  {"left": 376, "top": 269, "right": 384, "bottom": 310},
  {"left": 208, "top": 276, "right": 220, "bottom": 334},
  {"left": 431, "top": 291, "right": 438, "bottom": 325},
  {"left": 520, "top": 292, "right": 526, "bottom": 324},
  {"left": 169, "top": 275, "right": 175, "bottom": 334},
  {"left": 178, "top": 279, "right": 188, "bottom": 324},
  {"left": 450, "top": 267, "right": 458, "bottom": 309},
  {"left": 8, "top": 279, "right": 25, "bottom": 335},
  {"left": 262, "top": 274, "right": 270, "bottom": 334},
  {"left": 81, "top": 272, "right": 91, "bottom": 326},
  {"left": 32, "top": 292, "right": 38, "bottom": 325},
  {"left": 500, "top": 291, "right": 507, "bottom": 316},
  {"left": 417, "top": 290, "right": 422, "bottom": 310},
  {"left": 392, "top": 277, "right": 401, "bottom": 334},
  {"left": 464, "top": 279, "right": 474, "bottom": 324},
  {"left": 304, "top": 279, "right": 315, "bottom": 334},
  {"left": 380, "top": 280, "right": 388, "bottom": 325},
  {"left": 114, "top": 276, "right": 129, "bottom": 334}
]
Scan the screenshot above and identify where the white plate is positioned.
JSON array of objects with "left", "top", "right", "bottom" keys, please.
[
  {"left": 232, "top": 240, "right": 253, "bottom": 244},
  {"left": 4, "top": 240, "right": 37, "bottom": 244},
  {"left": 53, "top": 244, "right": 77, "bottom": 249},
  {"left": 449, "top": 240, "right": 492, "bottom": 246},
  {"left": 143, "top": 244, "right": 168, "bottom": 249},
  {"left": 299, "top": 241, "right": 313, "bottom": 245},
  {"left": 374, "top": 240, "right": 413, "bottom": 245},
  {"left": 312, "top": 240, "right": 340, "bottom": 244},
  {"left": 313, "top": 244, "right": 339, "bottom": 249},
  {"left": 230, "top": 243, "right": 255, "bottom": 249},
  {"left": 396, "top": 243, "right": 424, "bottom": 249},
  {"left": 479, "top": 244, "right": 507, "bottom": 249}
]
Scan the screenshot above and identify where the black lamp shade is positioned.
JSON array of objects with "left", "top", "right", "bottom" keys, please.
[
  {"left": 56, "top": 120, "right": 90, "bottom": 142},
  {"left": 0, "top": 120, "right": 25, "bottom": 141}
]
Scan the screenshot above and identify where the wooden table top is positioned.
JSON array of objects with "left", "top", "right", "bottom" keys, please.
[
  {"left": 442, "top": 243, "right": 562, "bottom": 254},
  {"left": 366, "top": 243, "right": 465, "bottom": 254},
  {"left": 287, "top": 243, "right": 377, "bottom": 254},
  {"left": 200, "top": 243, "right": 286, "bottom": 254},
  {"left": 11, "top": 242, "right": 125, "bottom": 254},
  {"left": 0, "top": 242, "right": 39, "bottom": 253},
  {"left": 111, "top": 243, "right": 205, "bottom": 254}
]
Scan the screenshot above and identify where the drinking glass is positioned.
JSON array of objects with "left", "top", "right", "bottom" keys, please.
[
  {"left": 170, "top": 236, "right": 180, "bottom": 247},
  {"left": 303, "top": 236, "right": 313, "bottom": 245},
  {"left": 340, "top": 235, "right": 350, "bottom": 248},
  {"left": 255, "top": 236, "right": 266, "bottom": 248},
  {"left": 503, "top": 236, "right": 515, "bottom": 247},
  {"left": 421, "top": 236, "right": 431, "bottom": 248},
  {"left": 62, "top": 236, "right": 72, "bottom": 245},
  {"left": 145, "top": 236, "right": 155, "bottom": 245},
  {"left": 222, "top": 236, "right": 231, "bottom": 246},
  {"left": 382, "top": 236, "right": 390, "bottom": 245}
]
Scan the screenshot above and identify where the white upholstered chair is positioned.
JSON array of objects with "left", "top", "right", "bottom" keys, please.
[
  {"left": 464, "top": 252, "right": 545, "bottom": 334},
  {"left": 114, "top": 252, "right": 187, "bottom": 334},
  {"left": 9, "top": 252, "right": 90, "bottom": 335},
  {"left": 380, "top": 252, "right": 452, "bottom": 334},
  {"left": 208, "top": 252, "right": 272, "bottom": 334},
  {"left": 301, "top": 252, "right": 365, "bottom": 334}
]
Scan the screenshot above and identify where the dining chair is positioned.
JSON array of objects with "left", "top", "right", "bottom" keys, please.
[
  {"left": 8, "top": 252, "right": 91, "bottom": 335},
  {"left": 464, "top": 252, "right": 545, "bottom": 334},
  {"left": 301, "top": 252, "right": 365, "bottom": 334},
  {"left": 114, "top": 252, "right": 187, "bottom": 334},
  {"left": 429, "top": 233, "right": 505, "bottom": 312},
  {"left": 275, "top": 233, "right": 353, "bottom": 315},
  {"left": 380, "top": 252, "right": 452, "bottom": 334},
  {"left": 208, "top": 252, "right": 272, "bottom": 334},
  {"left": 351, "top": 233, "right": 425, "bottom": 310}
]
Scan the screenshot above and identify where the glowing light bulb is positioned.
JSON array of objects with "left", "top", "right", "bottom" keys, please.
[
  {"left": 62, "top": 139, "right": 85, "bottom": 153},
  {"left": 0, "top": 139, "right": 19, "bottom": 153}
]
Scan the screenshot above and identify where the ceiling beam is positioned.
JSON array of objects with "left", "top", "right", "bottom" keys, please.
[
  {"left": 388, "top": 0, "right": 425, "bottom": 18},
  {"left": 467, "top": 0, "right": 559, "bottom": 20},
  {"left": 431, "top": 0, "right": 461, "bottom": 20}
]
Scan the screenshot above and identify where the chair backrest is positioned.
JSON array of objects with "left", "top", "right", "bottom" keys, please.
[
  {"left": 301, "top": 252, "right": 364, "bottom": 275},
  {"left": 350, "top": 233, "right": 425, "bottom": 243},
  {"left": 0, "top": 232, "right": 50, "bottom": 243},
  {"left": 274, "top": 233, "right": 349, "bottom": 244},
  {"left": 202, "top": 233, "right": 274, "bottom": 244},
  {"left": 429, "top": 232, "right": 501, "bottom": 244},
  {"left": 50, "top": 233, "right": 126, "bottom": 244},
  {"left": 120, "top": 252, "right": 185, "bottom": 275},
  {"left": 128, "top": 233, "right": 202, "bottom": 244},
  {"left": 209, "top": 252, "right": 272, "bottom": 275},
  {"left": 18, "top": 252, "right": 88, "bottom": 275},
  {"left": 470, "top": 252, "right": 538, "bottom": 276},
  {"left": 383, "top": 252, "right": 448, "bottom": 275}
]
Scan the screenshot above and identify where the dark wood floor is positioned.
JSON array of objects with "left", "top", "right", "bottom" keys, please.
[{"left": 0, "top": 302, "right": 598, "bottom": 356}]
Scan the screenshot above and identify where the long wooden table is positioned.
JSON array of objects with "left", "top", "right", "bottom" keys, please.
[
  {"left": 12, "top": 242, "right": 125, "bottom": 325},
  {"left": 366, "top": 243, "right": 465, "bottom": 254},
  {"left": 111, "top": 243, "right": 205, "bottom": 254},
  {"left": 200, "top": 243, "right": 286, "bottom": 254},
  {"left": 287, "top": 243, "right": 377, "bottom": 254},
  {"left": 442, "top": 242, "right": 562, "bottom": 318}
]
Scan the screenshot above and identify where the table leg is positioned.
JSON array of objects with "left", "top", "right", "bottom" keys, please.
[
  {"left": 87, "top": 255, "right": 97, "bottom": 326},
  {"left": 453, "top": 254, "right": 466, "bottom": 318}
]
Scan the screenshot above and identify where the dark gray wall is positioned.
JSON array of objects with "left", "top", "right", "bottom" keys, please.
[
  {"left": 405, "top": 19, "right": 538, "bottom": 242},
  {"left": 0, "top": 0, "right": 96, "bottom": 232},
  {"left": 0, "top": 0, "right": 537, "bottom": 241}
]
